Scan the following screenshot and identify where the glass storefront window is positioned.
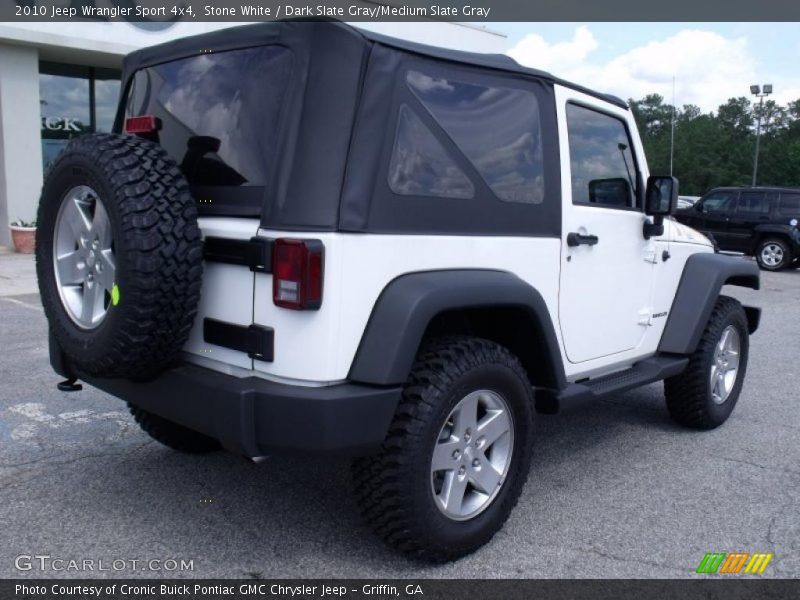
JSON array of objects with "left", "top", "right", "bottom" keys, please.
[
  {"left": 39, "top": 63, "right": 120, "bottom": 171},
  {"left": 95, "top": 69, "right": 121, "bottom": 133}
]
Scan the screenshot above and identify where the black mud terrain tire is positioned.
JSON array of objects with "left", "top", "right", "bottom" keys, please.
[
  {"left": 36, "top": 134, "right": 203, "bottom": 380},
  {"left": 352, "top": 336, "right": 534, "bottom": 562},
  {"left": 128, "top": 404, "right": 220, "bottom": 453},
  {"left": 664, "top": 296, "right": 749, "bottom": 429}
]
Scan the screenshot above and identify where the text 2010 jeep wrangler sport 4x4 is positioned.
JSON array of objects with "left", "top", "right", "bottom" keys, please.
[{"left": 36, "top": 22, "right": 760, "bottom": 562}]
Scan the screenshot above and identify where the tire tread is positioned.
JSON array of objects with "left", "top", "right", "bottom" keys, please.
[
  {"left": 352, "top": 336, "right": 532, "bottom": 562},
  {"left": 664, "top": 295, "right": 748, "bottom": 429},
  {"left": 36, "top": 134, "right": 203, "bottom": 379}
]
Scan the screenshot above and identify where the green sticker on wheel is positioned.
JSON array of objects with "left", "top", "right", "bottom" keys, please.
[{"left": 111, "top": 284, "right": 120, "bottom": 306}]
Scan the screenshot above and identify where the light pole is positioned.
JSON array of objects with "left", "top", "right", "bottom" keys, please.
[{"left": 750, "top": 83, "right": 773, "bottom": 187}]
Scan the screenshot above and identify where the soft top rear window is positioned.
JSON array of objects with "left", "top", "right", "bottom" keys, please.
[{"left": 125, "top": 45, "right": 293, "bottom": 215}]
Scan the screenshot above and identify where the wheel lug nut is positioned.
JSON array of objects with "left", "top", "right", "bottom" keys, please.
[
  {"left": 458, "top": 465, "right": 466, "bottom": 476},
  {"left": 452, "top": 450, "right": 461, "bottom": 460},
  {"left": 472, "top": 458, "right": 480, "bottom": 468}
]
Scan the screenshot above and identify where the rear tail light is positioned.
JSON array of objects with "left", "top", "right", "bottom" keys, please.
[
  {"left": 272, "top": 239, "right": 324, "bottom": 310},
  {"left": 124, "top": 115, "right": 161, "bottom": 134}
]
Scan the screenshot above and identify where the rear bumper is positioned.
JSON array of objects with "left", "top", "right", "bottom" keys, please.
[{"left": 51, "top": 337, "right": 400, "bottom": 457}]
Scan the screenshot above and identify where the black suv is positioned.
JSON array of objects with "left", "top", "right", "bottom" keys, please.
[{"left": 675, "top": 186, "right": 800, "bottom": 270}]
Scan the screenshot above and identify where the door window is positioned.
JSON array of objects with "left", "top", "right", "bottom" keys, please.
[
  {"left": 566, "top": 103, "right": 638, "bottom": 208},
  {"left": 700, "top": 192, "right": 736, "bottom": 214},
  {"left": 735, "top": 192, "right": 770, "bottom": 215}
]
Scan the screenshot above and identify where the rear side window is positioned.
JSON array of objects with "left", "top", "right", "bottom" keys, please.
[
  {"left": 125, "top": 46, "right": 292, "bottom": 192},
  {"left": 566, "top": 104, "right": 638, "bottom": 208},
  {"left": 778, "top": 193, "right": 800, "bottom": 216},
  {"left": 736, "top": 192, "right": 770, "bottom": 214},
  {"left": 393, "top": 70, "right": 545, "bottom": 204},
  {"left": 388, "top": 105, "right": 474, "bottom": 199},
  {"left": 701, "top": 192, "right": 736, "bottom": 214}
]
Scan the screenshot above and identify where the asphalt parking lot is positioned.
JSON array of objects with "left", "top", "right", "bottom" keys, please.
[{"left": 1, "top": 254, "right": 798, "bottom": 579}]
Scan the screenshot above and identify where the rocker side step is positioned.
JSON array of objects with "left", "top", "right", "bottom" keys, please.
[{"left": 558, "top": 354, "right": 689, "bottom": 404}]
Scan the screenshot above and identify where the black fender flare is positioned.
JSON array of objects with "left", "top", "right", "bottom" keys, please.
[
  {"left": 753, "top": 223, "right": 796, "bottom": 236},
  {"left": 658, "top": 253, "right": 760, "bottom": 355},
  {"left": 751, "top": 224, "right": 798, "bottom": 252},
  {"left": 348, "top": 269, "right": 566, "bottom": 388}
]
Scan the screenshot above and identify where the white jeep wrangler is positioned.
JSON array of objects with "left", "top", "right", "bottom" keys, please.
[{"left": 36, "top": 22, "right": 760, "bottom": 562}]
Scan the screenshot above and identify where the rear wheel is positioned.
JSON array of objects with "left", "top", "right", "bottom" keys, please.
[
  {"left": 755, "top": 237, "right": 791, "bottom": 270},
  {"left": 352, "top": 337, "right": 534, "bottom": 562},
  {"left": 128, "top": 404, "right": 220, "bottom": 454},
  {"left": 664, "top": 296, "right": 749, "bottom": 429}
]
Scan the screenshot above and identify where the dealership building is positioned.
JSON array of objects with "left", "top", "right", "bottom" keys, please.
[{"left": 0, "top": 19, "right": 504, "bottom": 248}]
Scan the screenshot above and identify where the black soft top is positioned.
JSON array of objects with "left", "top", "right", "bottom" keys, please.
[
  {"left": 115, "top": 20, "right": 605, "bottom": 236},
  {"left": 121, "top": 20, "right": 627, "bottom": 109}
]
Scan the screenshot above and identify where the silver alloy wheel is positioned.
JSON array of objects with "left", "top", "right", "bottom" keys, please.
[
  {"left": 710, "top": 325, "right": 740, "bottom": 405},
  {"left": 52, "top": 185, "right": 116, "bottom": 330},
  {"left": 430, "top": 389, "right": 514, "bottom": 521},
  {"left": 760, "top": 243, "right": 785, "bottom": 268}
]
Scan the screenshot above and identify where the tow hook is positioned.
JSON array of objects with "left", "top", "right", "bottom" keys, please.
[{"left": 57, "top": 378, "right": 82, "bottom": 392}]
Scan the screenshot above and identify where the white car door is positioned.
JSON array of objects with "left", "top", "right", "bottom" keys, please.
[{"left": 556, "top": 88, "right": 657, "bottom": 364}]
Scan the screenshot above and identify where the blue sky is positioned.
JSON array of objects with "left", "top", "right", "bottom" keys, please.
[{"left": 491, "top": 23, "right": 800, "bottom": 111}]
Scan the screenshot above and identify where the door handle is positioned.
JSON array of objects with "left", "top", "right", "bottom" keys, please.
[{"left": 567, "top": 232, "right": 599, "bottom": 247}]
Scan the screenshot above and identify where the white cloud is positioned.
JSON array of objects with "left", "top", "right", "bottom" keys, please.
[
  {"left": 507, "top": 27, "right": 771, "bottom": 112},
  {"left": 773, "top": 87, "right": 800, "bottom": 108},
  {"left": 507, "top": 25, "right": 598, "bottom": 73}
]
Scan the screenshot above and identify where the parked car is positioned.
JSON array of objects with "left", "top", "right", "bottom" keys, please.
[
  {"left": 675, "top": 186, "right": 800, "bottom": 270},
  {"left": 35, "top": 21, "right": 761, "bottom": 562}
]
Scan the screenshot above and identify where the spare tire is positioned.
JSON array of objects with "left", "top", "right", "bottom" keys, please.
[{"left": 36, "top": 133, "right": 203, "bottom": 380}]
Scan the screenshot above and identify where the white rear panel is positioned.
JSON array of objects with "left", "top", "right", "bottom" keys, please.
[{"left": 252, "top": 232, "right": 563, "bottom": 384}]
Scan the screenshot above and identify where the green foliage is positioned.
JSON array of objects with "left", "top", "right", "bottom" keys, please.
[{"left": 630, "top": 94, "right": 800, "bottom": 195}]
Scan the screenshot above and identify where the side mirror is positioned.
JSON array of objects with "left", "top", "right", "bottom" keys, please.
[
  {"left": 644, "top": 176, "right": 679, "bottom": 239},
  {"left": 645, "top": 176, "right": 678, "bottom": 216}
]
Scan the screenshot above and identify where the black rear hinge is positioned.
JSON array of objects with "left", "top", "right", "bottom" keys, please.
[
  {"left": 203, "top": 236, "right": 273, "bottom": 273},
  {"left": 203, "top": 319, "right": 274, "bottom": 362}
]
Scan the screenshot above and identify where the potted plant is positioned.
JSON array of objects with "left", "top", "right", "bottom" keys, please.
[{"left": 9, "top": 219, "right": 36, "bottom": 254}]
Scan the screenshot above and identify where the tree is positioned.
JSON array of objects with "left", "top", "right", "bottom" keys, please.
[{"left": 630, "top": 93, "right": 800, "bottom": 195}]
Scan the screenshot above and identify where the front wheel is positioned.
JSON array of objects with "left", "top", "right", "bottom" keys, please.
[
  {"left": 664, "top": 296, "right": 749, "bottom": 429},
  {"left": 352, "top": 337, "right": 534, "bottom": 562}
]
